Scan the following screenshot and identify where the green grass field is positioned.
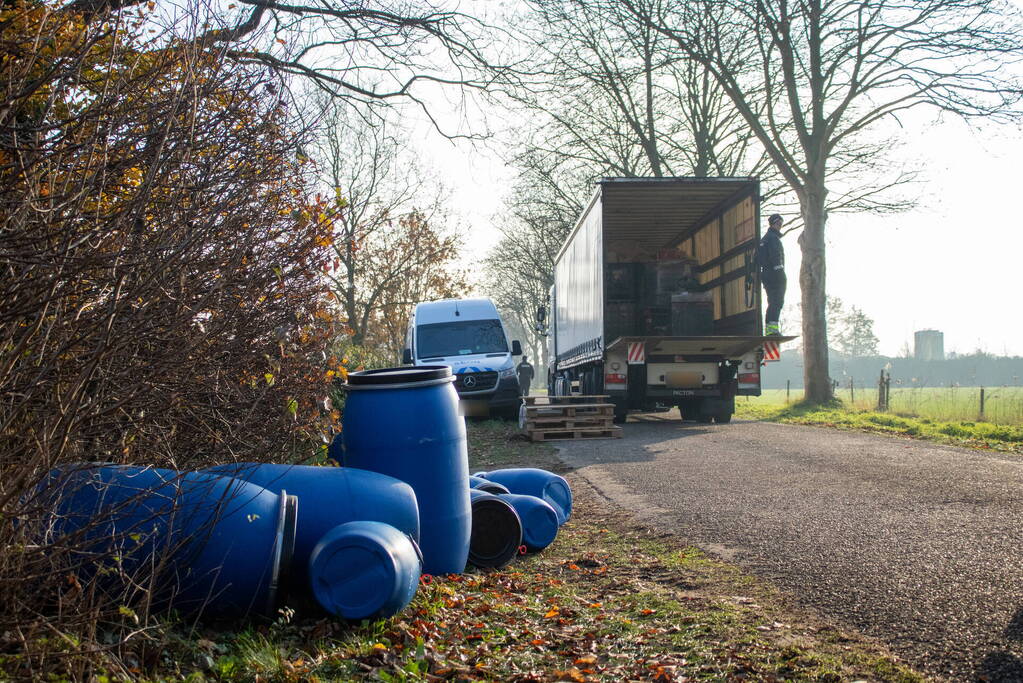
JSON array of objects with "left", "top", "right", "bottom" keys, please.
[
  {"left": 737, "top": 388, "right": 1023, "bottom": 455},
  {"left": 748, "top": 385, "right": 1023, "bottom": 425}
]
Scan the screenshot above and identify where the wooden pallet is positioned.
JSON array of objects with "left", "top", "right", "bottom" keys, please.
[
  {"left": 521, "top": 395, "right": 621, "bottom": 441},
  {"left": 523, "top": 395, "right": 609, "bottom": 405},
  {"left": 525, "top": 415, "right": 614, "bottom": 430},
  {"left": 529, "top": 426, "right": 622, "bottom": 442},
  {"left": 525, "top": 403, "right": 613, "bottom": 418}
]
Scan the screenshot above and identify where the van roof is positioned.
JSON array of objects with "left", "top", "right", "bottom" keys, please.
[{"left": 414, "top": 297, "right": 500, "bottom": 325}]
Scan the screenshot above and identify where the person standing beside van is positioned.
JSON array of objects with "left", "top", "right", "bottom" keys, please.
[{"left": 516, "top": 355, "right": 535, "bottom": 395}]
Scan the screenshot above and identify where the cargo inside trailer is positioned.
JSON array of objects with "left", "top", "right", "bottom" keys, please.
[{"left": 599, "top": 178, "right": 762, "bottom": 345}]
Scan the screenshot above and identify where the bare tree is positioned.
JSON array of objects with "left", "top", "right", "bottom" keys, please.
[
  {"left": 483, "top": 150, "right": 589, "bottom": 381},
  {"left": 312, "top": 100, "right": 464, "bottom": 352},
  {"left": 63, "top": 0, "right": 510, "bottom": 137},
  {"left": 359, "top": 209, "right": 468, "bottom": 360},
  {"left": 609, "top": 0, "right": 1023, "bottom": 402},
  {"left": 511, "top": 0, "right": 777, "bottom": 181}
]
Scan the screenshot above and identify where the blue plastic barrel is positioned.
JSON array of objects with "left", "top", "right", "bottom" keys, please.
[
  {"left": 204, "top": 463, "right": 419, "bottom": 577},
  {"left": 308, "top": 521, "right": 421, "bottom": 620},
  {"left": 38, "top": 464, "right": 294, "bottom": 617},
  {"left": 469, "top": 475, "right": 510, "bottom": 495},
  {"left": 340, "top": 366, "right": 470, "bottom": 575},
  {"left": 477, "top": 468, "right": 572, "bottom": 525},
  {"left": 467, "top": 489, "right": 521, "bottom": 568},
  {"left": 499, "top": 493, "right": 559, "bottom": 552}
]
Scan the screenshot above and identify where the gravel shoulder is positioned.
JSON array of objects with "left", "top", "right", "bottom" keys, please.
[{"left": 555, "top": 414, "right": 1023, "bottom": 682}]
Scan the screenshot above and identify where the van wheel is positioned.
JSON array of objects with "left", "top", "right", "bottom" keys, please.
[
  {"left": 611, "top": 398, "right": 627, "bottom": 424},
  {"left": 583, "top": 367, "right": 600, "bottom": 396}
]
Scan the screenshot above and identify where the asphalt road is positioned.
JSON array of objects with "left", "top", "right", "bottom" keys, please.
[{"left": 556, "top": 414, "right": 1023, "bottom": 682}]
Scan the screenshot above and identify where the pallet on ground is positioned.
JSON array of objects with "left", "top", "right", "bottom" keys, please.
[
  {"left": 524, "top": 404, "right": 613, "bottom": 418},
  {"left": 522, "top": 395, "right": 610, "bottom": 406},
  {"left": 528, "top": 426, "right": 622, "bottom": 442},
  {"left": 525, "top": 414, "right": 614, "bottom": 430}
]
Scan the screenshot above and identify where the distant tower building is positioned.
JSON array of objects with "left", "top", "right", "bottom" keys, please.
[{"left": 914, "top": 330, "right": 944, "bottom": 361}]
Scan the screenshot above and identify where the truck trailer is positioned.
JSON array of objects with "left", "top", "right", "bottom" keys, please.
[{"left": 540, "top": 177, "right": 794, "bottom": 424}]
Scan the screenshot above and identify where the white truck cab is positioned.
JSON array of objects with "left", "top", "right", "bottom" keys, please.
[{"left": 403, "top": 297, "right": 523, "bottom": 418}]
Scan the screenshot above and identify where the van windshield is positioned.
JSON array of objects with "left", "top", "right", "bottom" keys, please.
[{"left": 417, "top": 319, "right": 507, "bottom": 358}]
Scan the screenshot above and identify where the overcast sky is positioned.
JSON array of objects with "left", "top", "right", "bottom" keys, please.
[{"left": 404, "top": 4, "right": 1023, "bottom": 359}]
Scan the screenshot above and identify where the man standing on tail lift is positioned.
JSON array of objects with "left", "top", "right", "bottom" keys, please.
[{"left": 758, "top": 214, "right": 786, "bottom": 335}]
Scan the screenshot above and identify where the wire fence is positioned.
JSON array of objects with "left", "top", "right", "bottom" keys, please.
[{"left": 756, "top": 385, "right": 1023, "bottom": 425}]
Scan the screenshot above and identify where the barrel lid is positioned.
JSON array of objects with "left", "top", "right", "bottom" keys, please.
[
  {"left": 468, "top": 495, "right": 522, "bottom": 569},
  {"left": 308, "top": 521, "right": 419, "bottom": 620},
  {"left": 346, "top": 365, "right": 452, "bottom": 387}
]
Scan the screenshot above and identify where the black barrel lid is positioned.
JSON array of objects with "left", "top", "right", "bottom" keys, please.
[{"left": 346, "top": 365, "right": 452, "bottom": 386}]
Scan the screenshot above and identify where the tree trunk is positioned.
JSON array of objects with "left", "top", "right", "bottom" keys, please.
[{"left": 798, "top": 187, "right": 832, "bottom": 403}]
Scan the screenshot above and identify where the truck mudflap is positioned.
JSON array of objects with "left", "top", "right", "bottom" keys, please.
[{"left": 605, "top": 335, "right": 796, "bottom": 360}]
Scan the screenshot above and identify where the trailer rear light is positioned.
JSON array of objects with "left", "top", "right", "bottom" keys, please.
[
  {"left": 738, "top": 372, "right": 760, "bottom": 384},
  {"left": 605, "top": 373, "right": 627, "bottom": 384}
]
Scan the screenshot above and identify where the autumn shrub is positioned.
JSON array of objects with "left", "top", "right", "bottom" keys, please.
[{"left": 0, "top": 2, "right": 339, "bottom": 676}]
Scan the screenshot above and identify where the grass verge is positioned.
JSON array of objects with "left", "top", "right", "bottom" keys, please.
[
  {"left": 736, "top": 400, "right": 1023, "bottom": 456},
  {"left": 8, "top": 421, "right": 924, "bottom": 681}
]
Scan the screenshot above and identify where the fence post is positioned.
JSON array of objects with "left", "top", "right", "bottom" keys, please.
[
  {"left": 878, "top": 370, "right": 885, "bottom": 411},
  {"left": 980, "top": 387, "right": 985, "bottom": 420},
  {"left": 786, "top": 379, "right": 790, "bottom": 403},
  {"left": 850, "top": 377, "right": 855, "bottom": 404}
]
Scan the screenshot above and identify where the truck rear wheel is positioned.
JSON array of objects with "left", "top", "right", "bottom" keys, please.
[
  {"left": 677, "top": 399, "right": 698, "bottom": 422},
  {"left": 714, "top": 412, "right": 733, "bottom": 424}
]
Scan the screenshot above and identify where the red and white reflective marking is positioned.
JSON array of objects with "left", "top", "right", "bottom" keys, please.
[
  {"left": 763, "top": 340, "right": 781, "bottom": 362},
  {"left": 627, "top": 342, "right": 645, "bottom": 365}
]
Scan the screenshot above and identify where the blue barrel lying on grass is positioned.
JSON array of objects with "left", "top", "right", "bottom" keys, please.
[
  {"left": 340, "top": 366, "right": 470, "bottom": 575},
  {"left": 469, "top": 475, "right": 510, "bottom": 495},
  {"left": 467, "top": 489, "right": 521, "bottom": 569},
  {"left": 204, "top": 463, "right": 419, "bottom": 578},
  {"left": 474, "top": 468, "right": 572, "bottom": 525},
  {"left": 37, "top": 464, "right": 295, "bottom": 618},
  {"left": 498, "top": 493, "right": 558, "bottom": 552},
  {"left": 308, "top": 520, "right": 421, "bottom": 620}
]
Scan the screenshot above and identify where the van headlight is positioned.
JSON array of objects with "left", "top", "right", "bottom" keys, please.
[{"left": 499, "top": 367, "right": 516, "bottom": 379}]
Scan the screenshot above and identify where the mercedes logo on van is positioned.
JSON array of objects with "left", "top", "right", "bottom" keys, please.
[{"left": 463, "top": 375, "right": 477, "bottom": 388}]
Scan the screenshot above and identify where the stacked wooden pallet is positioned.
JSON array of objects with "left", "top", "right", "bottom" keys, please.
[{"left": 521, "top": 395, "right": 622, "bottom": 442}]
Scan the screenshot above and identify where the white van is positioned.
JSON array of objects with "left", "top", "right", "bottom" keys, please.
[{"left": 403, "top": 297, "right": 523, "bottom": 418}]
